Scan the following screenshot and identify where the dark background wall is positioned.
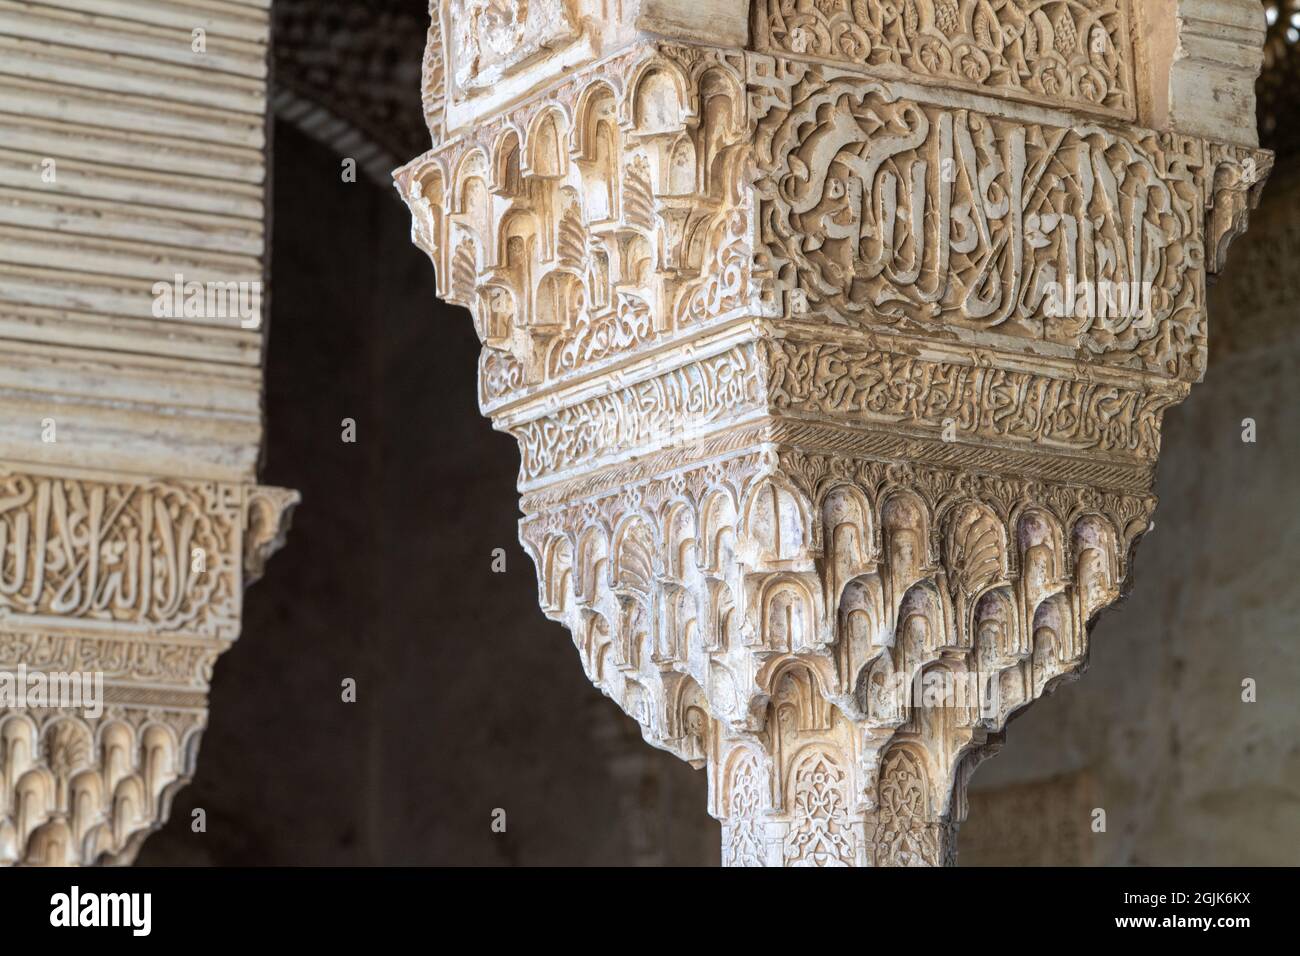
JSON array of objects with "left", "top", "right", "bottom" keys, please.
[{"left": 138, "top": 119, "right": 713, "bottom": 866}]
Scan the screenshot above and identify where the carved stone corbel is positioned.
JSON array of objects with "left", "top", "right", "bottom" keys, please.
[
  {"left": 0, "top": 472, "right": 296, "bottom": 865},
  {"left": 398, "top": 0, "right": 1270, "bottom": 865}
]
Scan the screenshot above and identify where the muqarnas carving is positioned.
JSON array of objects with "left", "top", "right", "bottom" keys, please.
[{"left": 518, "top": 449, "right": 1148, "bottom": 865}]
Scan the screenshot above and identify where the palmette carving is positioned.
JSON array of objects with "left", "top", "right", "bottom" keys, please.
[
  {"left": 401, "top": 3, "right": 1268, "bottom": 865},
  {"left": 873, "top": 745, "right": 953, "bottom": 866}
]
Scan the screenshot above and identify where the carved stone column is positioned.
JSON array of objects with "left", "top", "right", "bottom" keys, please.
[
  {"left": 397, "top": 0, "right": 1269, "bottom": 865},
  {"left": 0, "top": 1, "right": 294, "bottom": 864}
]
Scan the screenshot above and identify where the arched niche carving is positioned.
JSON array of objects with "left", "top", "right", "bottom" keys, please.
[
  {"left": 759, "top": 576, "right": 818, "bottom": 652},
  {"left": 743, "top": 478, "right": 811, "bottom": 565},
  {"left": 525, "top": 108, "right": 568, "bottom": 180}
]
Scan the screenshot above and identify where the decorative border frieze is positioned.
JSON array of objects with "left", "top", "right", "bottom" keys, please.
[
  {"left": 764, "top": 337, "right": 1179, "bottom": 459},
  {"left": 0, "top": 631, "right": 218, "bottom": 689},
  {"left": 753, "top": 0, "right": 1137, "bottom": 120},
  {"left": 510, "top": 343, "right": 765, "bottom": 482},
  {"left": 508, "top": 326, "right": 1175, "bottom": 492}
]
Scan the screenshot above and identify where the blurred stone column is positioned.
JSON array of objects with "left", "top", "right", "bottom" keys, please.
[{"left": 0, "top": 0, "right": 294, "bottom": 865}]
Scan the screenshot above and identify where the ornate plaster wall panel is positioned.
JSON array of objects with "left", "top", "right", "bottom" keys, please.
[
  {"left": 0, "top": 0, "right": 293, "bottom": 865},
  {"left": 748, "top": 65, "right": 1225, "bottom": 382},
  {"left": 398, "top": 2, "right": 1269, "bottom": 864}
]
